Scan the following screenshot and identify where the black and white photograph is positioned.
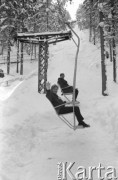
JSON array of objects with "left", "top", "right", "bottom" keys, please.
[{"left": 0, "top": 0, "right": 118, "bottom": 180}]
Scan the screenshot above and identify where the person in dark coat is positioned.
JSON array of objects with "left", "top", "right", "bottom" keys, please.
[
  {"left": 57, "top": 73, "right": 79, "bottom": 101},
  {"left": 46, "top": 82, "right": 90, "bottom": 128}
]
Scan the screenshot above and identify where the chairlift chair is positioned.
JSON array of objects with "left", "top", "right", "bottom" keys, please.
[{"left": 57, "top": 83, "right": 73, "bottom": 102}]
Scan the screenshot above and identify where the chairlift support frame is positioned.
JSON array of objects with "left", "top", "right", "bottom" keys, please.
[{"left": 17, "top": 31, "right": 72, "bottom": 93}]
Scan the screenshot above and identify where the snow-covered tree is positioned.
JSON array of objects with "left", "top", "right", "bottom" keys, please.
[
  {"left": 76, "top": 0, "right": 118, "bottom": 95},
  {"left": 0, "top": 0, "right": 71, "bottom": 74}
]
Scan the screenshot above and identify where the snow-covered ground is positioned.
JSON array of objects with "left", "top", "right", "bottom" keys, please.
[{"left": 0, "top": 26, "right": 118, "bottom": 180}]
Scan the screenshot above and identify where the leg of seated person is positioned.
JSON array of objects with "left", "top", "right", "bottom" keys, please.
[
  {"left": 63, "top": 86, "right": 73, "bottom": 93},
  {"left": 63, "top": 87, "right": 78, "bottom": 101},
  {"left": 58, "top": 106, "right": 73, "bottom": 115},
  {"left": 58, "top": 106, "right": 83, "bottom": 124},
  {"left": 74, "top": 106, "right": 84, "bottom": 123},
  {"left": 75, "top": 89, "right": 79, "bottom": 100}
]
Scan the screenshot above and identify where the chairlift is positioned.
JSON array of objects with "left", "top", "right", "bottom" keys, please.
[{"left": 49, "top": 22, "right": 80, "bottom": 130}]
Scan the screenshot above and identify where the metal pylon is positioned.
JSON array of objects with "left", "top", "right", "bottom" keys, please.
[{"left": 38, "top": 41, "right": 48, "bottom": 93}]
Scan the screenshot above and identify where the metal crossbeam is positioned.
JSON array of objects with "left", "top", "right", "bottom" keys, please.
[{"left": 17, "top": 30, "right": 71, "bottom": 39}]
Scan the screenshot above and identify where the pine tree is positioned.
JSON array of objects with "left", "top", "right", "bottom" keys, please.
[{"left": 76, "top": 0, "right": 118, "bottom": 95}]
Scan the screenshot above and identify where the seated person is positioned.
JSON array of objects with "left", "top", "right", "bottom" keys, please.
[
  {"left": 46, "top": 82, "right": 90, "bottom": 128},
  {"left": 57, "top": 73, "right": 78, "bottom": 101}
]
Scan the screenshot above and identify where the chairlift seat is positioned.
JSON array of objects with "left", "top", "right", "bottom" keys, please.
[{"left": 57, "top": 83, "right": 73, "bottom": 102}]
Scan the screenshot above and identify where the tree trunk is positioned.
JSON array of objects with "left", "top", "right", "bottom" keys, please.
[
  {"left": 89, "top": 0, "right": 92, "bottom": 42},
  {"left": 108, "top": 26, "right": 112, "bottom": 62},
  {"left": 46, "top": 0, "right": 49, "bottom": 31},
  {"left": 20, "top": 42, "right": 23, "bottom": 75},
  {"left": 34, "top": 44, "right": 37, "bottom": 60},
  {"left": 109, "top": 40, "right": 112, "bottom": 62},
  {"left": 16, "top": 40, "right": 19, "bottom": 73},
  {"left": 93, "top": 25, "right": 96, "bottom": 45},
  {"left": 99, "top": 3, "right": 108, "bottom": 96},
  {"left": 112, "top": 38, "right": 116, "bottom": 82},
  {"left": 111, "top": 0, "right": 117, "bottom": 82},
  {"left": 7, "top": 29, "right": 11, "bottom": 74},
  {"left": 33, "top": 23, "right": 37, "bottom": 60}
]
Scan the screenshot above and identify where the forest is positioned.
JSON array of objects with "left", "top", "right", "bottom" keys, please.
[
  {"left": 76, "top": 0, "right": 118, "bottom": 95},
  {"left": 0, "top": 0, "right": 71, "bottom": 71},
  {"left": 0, "top": 0, "right": 118, "bottom": 95}
]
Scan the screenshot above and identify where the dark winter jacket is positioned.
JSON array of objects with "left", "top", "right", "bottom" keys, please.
[
  {"left": 57, "top": 78, "right": 73, "bottom": 93},
  {"left": 57, "top": 78, "right": 69, "bottom": 88},
  {"left": 46, "top": 90, "right": 66, "bottom": 113}
]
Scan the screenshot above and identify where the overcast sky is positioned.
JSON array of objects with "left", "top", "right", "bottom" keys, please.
[{"left": 66, "top": 0, "right": 84, "bottom": 20}]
